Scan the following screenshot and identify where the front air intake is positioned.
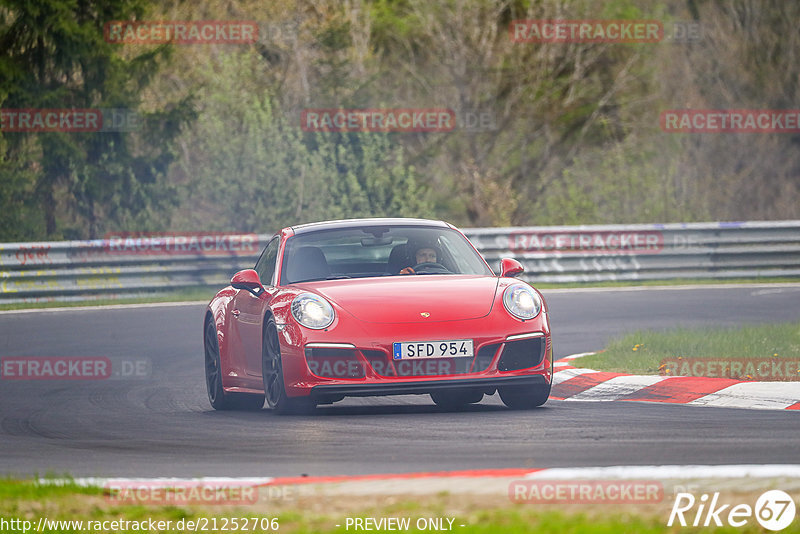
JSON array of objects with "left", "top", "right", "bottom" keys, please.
[
  {"left": 497, "top": 337, "right": 546, "bottom": 371},
  {"left": 304, "top": 347, "right": 365, "bottom": 379}
]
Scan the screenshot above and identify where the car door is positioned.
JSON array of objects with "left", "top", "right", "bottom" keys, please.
[{"left": 232, "top": 237, "right": 280, "bottom": 377}]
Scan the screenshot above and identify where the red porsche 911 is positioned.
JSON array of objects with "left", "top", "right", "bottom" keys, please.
[{"left": 204, "top": 218, "right": 553, "bottom": 413}]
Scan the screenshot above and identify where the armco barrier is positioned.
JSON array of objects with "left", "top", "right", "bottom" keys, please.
[
  {"left": 466, "top": 220, "right": 800, "bottom": 283},
  {"left": 1, "top": 221, "right": 799, "bottom": 302},
  {"left": 0, "top": 235, "right": 267, "bottom": 303}
]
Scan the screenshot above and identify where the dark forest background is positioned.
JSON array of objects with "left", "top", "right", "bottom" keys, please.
[{"left": 1, "top": 0, "right": 798, "bottom": 241}]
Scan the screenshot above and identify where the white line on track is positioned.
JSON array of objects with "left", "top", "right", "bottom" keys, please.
[
  {"left": 0, "top": 301, "right": 207, "bottom": 315},
  {"left": 551, "top": 367, "right": 599, "bottom": 386},
  {"left": 689, "top": 382, "right": 800, "bottom": 410},
  {"left": 560, "top": 352, "right": 596, "bottom": 360},
  {"left": 540, "top": 282, "right": 800, "bottom": 294},
  {"left": 3, "top": 282, "right": 799, "bottom": 315},
  {"left": 567, "top": 375, "right": 668, "bottom": 402},
  {"left": 41, "top": 477, "right": 275, "bottom": 487},
  {"left": 525, "top": 465, "right": 800, "bottom": 479}
]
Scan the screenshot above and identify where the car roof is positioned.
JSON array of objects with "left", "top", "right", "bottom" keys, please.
[{"left": 289, "top": 218, "right": 451, "bottom": 235}]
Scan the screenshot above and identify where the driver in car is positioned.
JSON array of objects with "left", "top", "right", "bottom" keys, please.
[{"left": 399, "top": 245, "right": 440, "bottom": 275}]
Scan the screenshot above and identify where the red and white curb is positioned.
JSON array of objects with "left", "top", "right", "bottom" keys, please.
[
  {"left": 553, "top": 353, "right": 800, "bottom": 411},
  {"left": 53, "top": 465, "right": 800, "bottom": 486},
  {"left": 44, "top": 465, "right": 800, "bottom": 497}
]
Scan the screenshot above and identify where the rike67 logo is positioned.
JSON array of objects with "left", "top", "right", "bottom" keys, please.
[{"left": 668, "top": 490, "right": 796, "bottom": 531}]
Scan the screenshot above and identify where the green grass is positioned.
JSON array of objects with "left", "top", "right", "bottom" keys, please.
[
  {"left": 576, "top": 321, "right": 800, "bottom": 376},
  {"left": 2, "top": 479, "right": 797, "bottom": 533},
  {"left": 0, "top": 476, "right": 101, "bottom": 500}
]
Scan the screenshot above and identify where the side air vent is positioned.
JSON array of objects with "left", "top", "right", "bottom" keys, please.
[
  {"left": 304, "top": 347, "right": 365, "bottom": 379},
  {"left": 497, "top": 337, "right": 546, "bottom": 372},
  {"left": 473, "top": 343, "right": 501, "bottom": 372}
]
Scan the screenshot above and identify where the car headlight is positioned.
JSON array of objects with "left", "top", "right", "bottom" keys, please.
[
  {"left": 291, "top": 293, "right": 335, "bottom": 329},
  {"left": 503, "top": 284, "right": 541, "bottom": 320}
]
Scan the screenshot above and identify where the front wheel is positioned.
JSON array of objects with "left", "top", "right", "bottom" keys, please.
[
  {"left": 204, "top": 319, "right": 264, "bottom": 411},
  {"left": 498, "top": 383, "right": 550, "bottom": 409},
  {"left": 262, "top": 317, "right": 316, "bottom": 415}
]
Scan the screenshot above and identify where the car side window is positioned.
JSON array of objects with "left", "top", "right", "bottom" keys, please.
[{"left": 254, "top": 237, "right": 279, "bottom": 286}]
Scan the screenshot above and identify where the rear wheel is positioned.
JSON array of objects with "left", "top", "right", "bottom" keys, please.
[
  {"left": 262, "top": 317, "right": 316, "bottom": 415},
  {"left": 430, "top": 389, "right": 484, "bottom": 409},
  {"left": 204, "top": 319, "right": 264, "bottom": 411},
  {"left": 498, "top": 383, "right": 550, "bottom": 409}
]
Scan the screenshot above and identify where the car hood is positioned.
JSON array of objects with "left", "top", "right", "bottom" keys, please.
[{"left": 307, "top": 275, "right": 499, "bottom": 323}]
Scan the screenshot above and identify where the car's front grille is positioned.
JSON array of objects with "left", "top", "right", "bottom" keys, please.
[
  {"left": 474, "top": 343, "right": 501, "bottom": 372},
  {"left": 383, "top": 357, "right": 471, "bottom": 377},
  {"left": 304, "top": 347, "right": 365, "bottom": 379},
  {"left": 363, "top": 346, "right": 495, "bottom": 378},
  {"left": 305, "top": 340, "right": 537, "bottom": 379},
  {"left": 497, "top": 337, "right": 546, "bottom": 371}
]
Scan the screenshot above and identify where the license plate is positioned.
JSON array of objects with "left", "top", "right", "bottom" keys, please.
[{"left": 392, "top": 339, "right": 474, "bottom": 360}]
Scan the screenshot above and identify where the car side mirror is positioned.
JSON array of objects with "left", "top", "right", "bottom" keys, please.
[
  {"left": 500, "top": 258, "right": 524, "bottom": 278},
  {"left": 231, "top": 269, "right": 265, "bottom": 297}
]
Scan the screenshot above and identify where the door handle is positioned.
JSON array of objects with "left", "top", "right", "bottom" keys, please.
[{"left": 232, "top": 309, "right": 241, "bottom": 318}]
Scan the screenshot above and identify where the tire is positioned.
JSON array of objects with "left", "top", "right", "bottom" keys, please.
[
  {"left": 498, "top": 383, "right": 550, "bottom": 409},
  {"left": 262, "top": 317, "right": 316, "bottom": 415},
  {"left": 430, "top": 389, "right": 484, "bottom": 409},
  {"left": 204, "top": 319, "right": 264, "bottom": 411}
]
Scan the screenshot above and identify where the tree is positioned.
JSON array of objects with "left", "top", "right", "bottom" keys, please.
[
  {"left": 169, "top": 48, "right": 433, "bottom": 234},
  {"left": 0, "top": 0, "right": 194, "bottom": 239}
]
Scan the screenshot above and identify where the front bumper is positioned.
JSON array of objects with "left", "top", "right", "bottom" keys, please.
[
  {"left": 279, "top": 307, "right": 553, "bottom": 399},
  {"left": 283, "top": 332, "right": 553, "bottom": 399},
  {"left": 309, "top": 374, "right": 548, "bottom": 402}
]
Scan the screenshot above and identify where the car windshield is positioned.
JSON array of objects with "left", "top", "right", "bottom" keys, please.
[{"left": 280, "top": 225, "right": 493, "bottom": 284}]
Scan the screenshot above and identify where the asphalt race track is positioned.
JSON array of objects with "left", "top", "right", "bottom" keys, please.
[{"left": 1, "top": 285, "right": 799, "bottom": 478}]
